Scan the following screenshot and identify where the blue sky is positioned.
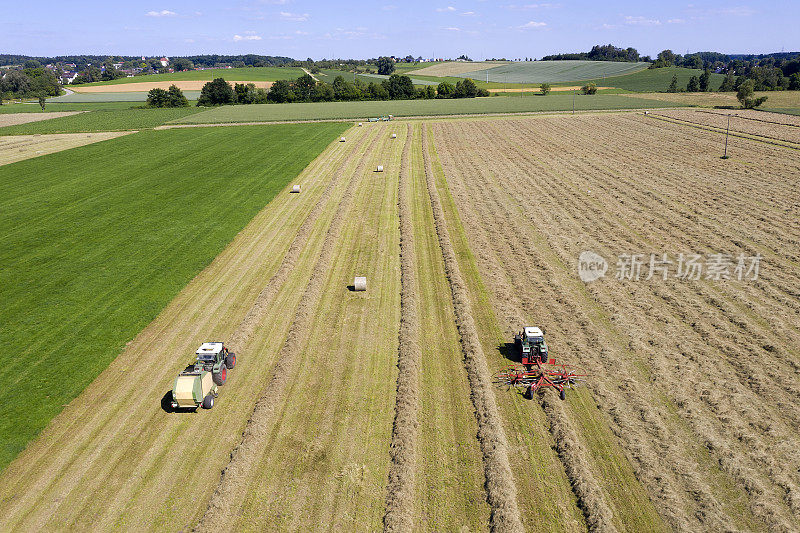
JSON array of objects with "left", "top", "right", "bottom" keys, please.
[{"left": 2, "top": 1, "right": 797, "bottom": 59}]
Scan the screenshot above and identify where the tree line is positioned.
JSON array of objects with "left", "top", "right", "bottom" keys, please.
[
  {"left": 0, "top": 62, "right": 61, "bottom": 103},
  {"left": 542, "top": 44, "right": 644, "bottom": 62},
  {"left": 179, "top": 74, "right": 489, "bottom": 107}
]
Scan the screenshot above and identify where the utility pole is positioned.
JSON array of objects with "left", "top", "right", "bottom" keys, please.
[
  {"left": 722, "top": 114, "right": 731, "bottom": 158},
  {"left": 572, "top": 89, "right": 575, "bottom": 114}
]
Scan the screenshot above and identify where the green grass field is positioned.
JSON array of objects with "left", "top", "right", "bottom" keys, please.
[
  {"left": 315, "top": 69, "right": 437, "bottom": 86},
  {"left": 76, "top": 66, "right": 306, "bottom": 87},
  {"left": 0, "top": 107, "right": 205, "bottom": 134},
  {"left": 0, "top": 123, "right": 347, "bottom": 471},
  {"left": 452, "top": 61, "right": 650, "bottom": 83},
  {"left": 173, "top": 94, "right": 683, "bottom": 124},
  {"left": 553, "top": 66, "right": 726, "bottom": 92}
]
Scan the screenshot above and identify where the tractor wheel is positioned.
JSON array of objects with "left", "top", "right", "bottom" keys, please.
[
  {"left": 540, "top": 353, "right": 548, "bottom": 364},
  {"left": 213, "top": 366, "right": 227, "bottom": 386},
  {"left": 226, "top": 353, "right": 236, "bottom": 370},
  {"left": 523, "top": 386, "right": 533, "bottom": 400},
  {"left": 559, "top": 389, "right": 566, "bottom": 401},
  {"left": 202, "top": 393, "right": 214, "bottom": 409}
]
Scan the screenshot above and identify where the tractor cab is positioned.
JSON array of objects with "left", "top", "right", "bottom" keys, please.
[
  {"left": 195, "top": 342, "right": 226, "bottom": 370},
  {"left": 515, "top": 326, "right": 549, "bottom": 366}
]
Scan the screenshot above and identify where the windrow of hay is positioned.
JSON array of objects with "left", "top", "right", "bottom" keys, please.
[
  {"left": 539, "top": 395, "right": 617, "bottom": 532},
  {"left": 420, "top": 125, "right": 523, "bottom": 533},
  {"left": 434, "top": 120, "right": 618, "bottom": 532},
  {"left": 383, "top": 124, "right": 421, "bottom": 532},
  {"left": 196, "top": 129, "right": 379, "bottom": 531}
]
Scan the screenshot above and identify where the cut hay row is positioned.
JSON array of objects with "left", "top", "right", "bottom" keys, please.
[
  {"left": 0, "top": 124, "right": 354, "bottom": 530},
  {"left": 436, "top": 114, "right": 800, "bottom": 530},
  {"left": 222, "top": 128, "right": 374, "bottom": 369},
  {"left": 539, "top": 395, "right": 617, "bottom": 532},
  {"left": 420, "top": 124, "right": 524, "bottom": 533},
  {"left": 433, "top": 120, "right": 621, "bottom": 532},
  {"left": 383, "top": 124, "right": 421, "bottom": 532},
  {"left": 650, "top": 109, "right": 800, "bottom": 145},
  {"left": 196, "top": 127, "right": 382, "bottom": 530}
]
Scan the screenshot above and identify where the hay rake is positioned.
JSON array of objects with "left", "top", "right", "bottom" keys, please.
[{"left": 494, "top": 361, "right": 588, "bottom": 401}]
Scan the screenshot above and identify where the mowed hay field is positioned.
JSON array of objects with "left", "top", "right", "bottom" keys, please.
[
  {"left": 0, "top": 131, "right": 133, "bottom": 166},
  {"left": 0, "top": 123, "right": 346, "bottom": 472},
  {"left": 1, "top": 110, "right": 799, "bottom": 532},
  {"left": 428, "top": 114, "right": 800, "bottom": 530}
]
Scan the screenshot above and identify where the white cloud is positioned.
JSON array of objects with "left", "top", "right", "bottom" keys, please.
[
  {"left": 712, "top": 6, "right": 755, "bottom": 16},
  {"left": 443, "top": 26, "right": 461, "bottom": 31},
  {"left": 233, "top": 34, "right": 263, "bottom": 41},
  {"left": 382, "top": 5, "right": 397, "bottom": 10},
  {"left": 518, "top": 20, "right": 547, "bottom": 29},
  {"left": 184, "top": 38, "right": 195, "bottom": 43},
  {"left": 280, "top": 11, "right": 309, "bottom": 21},
  {"left": 436, "top": 6, "right": 456, "bottom": 12},
  {"left": 145, "top": 9, "right": 177, "bottom": 17},
  {"left": 461, "top": 11, "right": 476, "bottom": 15},
  {"left": 624, "top": 15, "right": 661, "bottom": 26},
  {"left": 505, "top": 3, "right": 560, "bottom": 9},
  {"left": 666, "top": 18, "right": 685, "bottom": 24}
]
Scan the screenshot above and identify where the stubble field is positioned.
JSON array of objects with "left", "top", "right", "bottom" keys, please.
[{"left": 1, "top": 109, "right": 798, "bottom": 532}]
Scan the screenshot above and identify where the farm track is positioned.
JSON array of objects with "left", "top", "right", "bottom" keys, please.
[
  {"left": 421, "top": 126, "right": 524, "bottom": 532},
  {"left": 0, "top": 125, "right": 372, "bottom": 530},
  {"left": 430, "top": 114, "right": 800, "bottom": 531}
]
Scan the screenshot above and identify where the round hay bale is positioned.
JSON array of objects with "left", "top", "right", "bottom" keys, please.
[
  {"left": 340, "top": 137, "right": 346, "bottom": 142},
  {"left": 376, "top": 165, "right": 384, "bottom": 172},
  {"left": 391, "top": 133, "right": 397, "bottom": 139},
  {"left": 358, "top": 122, "right": 363, "bottom": 126},
  {"left": 291, "top": 185, "right": 301, "bottom": 193},
  {"left": 353, "top": 276, "right": 367, "bottom": 291}
]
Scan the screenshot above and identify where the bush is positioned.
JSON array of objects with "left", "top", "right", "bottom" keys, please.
[
  {"left": 686, "top": 76, "right": 700, "bottom": 92},
  {"left": 147, "top": 85, "right": 189, "bottom": 108},
  {"left": 477, "top": 88, "right": 490, "bottom": 97},
  {"left": 737, "top": 79, "right": 768, "bottom": 109},
  {"left": 454, "top": 78, "right": 478, "bottom": 98},
  {"left": 540, "top": 83, "right": 551, "bottom": 95},
  {"left": 197, "top": 78, "right": 236, "bottom": 106},
  {"left": 437, "top": 81, "right": 455, "bottom": 98},
  {"left": 581, "top": 82, "right": 597, "bottom": 95}
]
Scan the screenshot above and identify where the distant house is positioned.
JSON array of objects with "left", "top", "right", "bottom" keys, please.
[
  {"left": 112, "top": 62, "right": 123, "bottom": 69},
  {"left": 61, "top": 72, "right": 78, "bottom": 84},
  {"left": 159, "top": 57, "right": 169, "bottom": 67}
]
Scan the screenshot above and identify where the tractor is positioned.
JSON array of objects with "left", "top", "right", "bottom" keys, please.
[
  {"left": 515, "top": 326, "right": 549, "bottom": 368},
  {"left": 170, "top": 342, "right": 237, "bottom": 410},
  {"left": 497, "top": 327, "right": 586, "bottom": 401}
]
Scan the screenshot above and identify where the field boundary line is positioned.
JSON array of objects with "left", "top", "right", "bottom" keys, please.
[
  {"left": 647, "top": 113, "right": 800, "bottom": 150},
  {"left": 383, "top": 124, "right": 421, "bottom": 532},
  {"left": 159, "top": 107, "right": 685, "bottom": 129},
  {"left": 195, "top": 128, "right": 381, "bottom": 530},
  {"left": 421, "top": 124, "right": 524, "bottom": 533}
]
